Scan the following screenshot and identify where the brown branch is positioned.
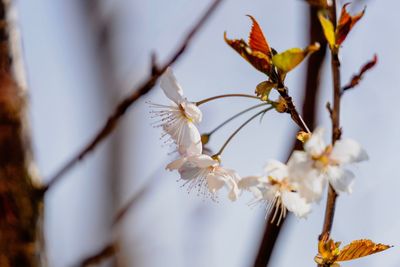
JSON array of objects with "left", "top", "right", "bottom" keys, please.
[
  {"left": 40, "top": 0, "right": 224, "bottom": 194},
  {"left": 341, "top": 54, "right": 377, "bottom": 93},
  {"left": 320, "top": 0, "right": 340, "bottom": 242},
  {"left": 253, "top": 5, "right": 327, "bottom": 266},
  {"left": 77, "top": 243, "right": 117, "bottom": 267},
  {"left": 277, "top": 87, "right": 310, "bottom": 133}
]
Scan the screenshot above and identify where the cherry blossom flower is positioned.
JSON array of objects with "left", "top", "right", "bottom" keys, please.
[
  {"left": 150, "top": 68, "right": 202, "bottom": 156},
  {"left": 288, "top": 127, "right": 368, "bottom": 202},
  {"left": 166, "top": 154, "right": 240, "bottom": 201},
  {"left": 239, "top": 160, "right": 311, "bottom": 224}
]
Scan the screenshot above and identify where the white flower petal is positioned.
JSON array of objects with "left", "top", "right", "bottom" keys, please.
[
  {"left": 207, "top": 167, "right": 241, "bottom": 201},
  {"left": 238, "top": 176, "right": 263, "bottom": 189},
  {"left": 166, "top": 157, "right": 187, "bottom": 170},
  {"left": 164, "top": 120, "right": 202, "bottom": 156},
  {"left": 263, "top": 186, "right": 279, "bottom": 202},
  {"left": 297, "top": 169, "right": 326, "bottom": 203},
  {"left": 304, "top": 127, "right": 326, "bottom": 157},
  {"left": 331, "top": 138, "right": 368, "bottom": 164},
  {"left": 249, "top": 187, "right": 263, "bottom": 200},
  {"left": 160, "top": 68, "right": 184, "bottom": 104},
  {"left": 206, "top": 173, "right": 226, "bottom": 192},
  {"left": 281, "top": 191, "right": 311, "bottom": 218},
  {"left": 181, "top": 101, "right": 202, "bottom": 123},
  {"left": 264, "top": 160, "right": 288, "bottom": 181},
  {"left": 326, "top": 166, "right": 355, "bottom": 194},
  {"left": 178, "top": 161, "right": 204, "bottom": 180},
  {"left": 287, "top": 151, "right": 313, "bottom": 181},
  {"left": 226, "top": 178, "right": 240, "bottom": 201},
  {"left": 179, "top": 122, "right": 202, "bottom": 156},
  {"left": 188, "top": 154, "right": 217, "bottom": 168}
]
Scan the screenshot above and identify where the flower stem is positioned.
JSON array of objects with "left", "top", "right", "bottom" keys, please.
[
  {"left": 195, "top": 93, "right": 261, "bottom": 106},
  {"left": 214, "top": 106, "right": 274, "bottom": 156},
  {"left": 206, "top": 103, "right": 269, "bottom": 136}
]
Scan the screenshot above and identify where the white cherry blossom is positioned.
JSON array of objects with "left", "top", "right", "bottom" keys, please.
[
  {"left": 239, "top": 160, "right": 311, "bottom": 224},
  {"left": 150, "top": 68, "right": 202, "bottom": 156},
  {"left": 288, "top": 127, "right": 368, "bottom": 202},
  {"left": 166, "top": 154, "right": 240, "bottom": 201}
]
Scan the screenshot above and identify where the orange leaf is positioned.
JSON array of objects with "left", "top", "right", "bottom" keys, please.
[
  {"left": 247, "top": 15, "right": 271, "bottom": 57},
  {"left": 336, "top": 3, "right": 365, "bottom": 45},
  {"left": 337, "top": 239, "right": 392, "bottom": 262}
]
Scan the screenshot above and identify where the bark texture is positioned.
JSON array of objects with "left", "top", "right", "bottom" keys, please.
[{"left": 0, "top": 1, "right": 43, "bottom": 266}]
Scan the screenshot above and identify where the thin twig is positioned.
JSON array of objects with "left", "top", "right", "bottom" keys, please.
[
  {"left": 195, "top": 93, "right": 260, "bottom": 106},
  {"left": 320, "top": 0, "right": 340, "bottom": 241},
  {"left": 341, "top": 54, "right": 377, "bottom": 94},
  {"left": 77, "top": 243, "right": 117, "bottom": 267},
  {"left": 215, "top": 106, "right": 273, "bottom": 156},
  {"left": 207, "top": 103, "right": 268, "bottom": 135},
  {"left": 40, "top": 0, "right": 224, "bottom": 194}
]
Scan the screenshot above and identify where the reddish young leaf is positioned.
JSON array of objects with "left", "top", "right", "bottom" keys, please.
[
  {"left": 336, "top": 3, "right": 365, "bottom": 45},
  {"left": 224, "top": 16, "right": 274, "bottom": 75},
  {"left": 247, "top": 15, "right": 271, "bottom": 56},
  {"left": 342, "top": 54, "right": 377, "bottom": 92},
  {"left": 224, "top": 32, "right": 272, "bottom": 75}
]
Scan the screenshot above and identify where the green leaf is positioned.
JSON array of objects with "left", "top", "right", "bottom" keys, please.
[
  {"left": 318, "top": 12, "right": 335, "bottom": 48},
  {"left": 272, "top": 43, "right": 320, "bottom": 73}
]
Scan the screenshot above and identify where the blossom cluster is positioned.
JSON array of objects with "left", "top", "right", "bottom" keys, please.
[{"left": 150, "top": 68, "right": 367, "bottom": 224}]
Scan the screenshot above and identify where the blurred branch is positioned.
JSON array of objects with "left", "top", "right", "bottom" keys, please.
[
  {"left": 0, "top": 0, "right": 45, "bottom": 266},
  {"left": 112, "top": 174, "right": 158, "bottom": 226},
  {"left": 41, "top": 0, "right": 224, "bottom": 194},
  {"left": 253, "top": 5, "right": 327, "bottom": 266},
  {"left": 77, "top": 243, "right": 117, "bottom": 267}
]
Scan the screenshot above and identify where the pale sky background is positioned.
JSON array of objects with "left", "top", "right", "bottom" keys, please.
[{"left": 16, "top": 0, "right": 400, "bottom": 266}]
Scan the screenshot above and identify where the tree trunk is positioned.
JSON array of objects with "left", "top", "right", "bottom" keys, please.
[{"left": 0, "top": 0, "right": 44, "bottom": 266}]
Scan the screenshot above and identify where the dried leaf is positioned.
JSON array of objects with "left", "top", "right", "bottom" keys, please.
[
  {"left": 336, "top": 3, "right": 365, "bottom": 45},
  {"left": 342, "top": 54, "right": 377, "bottom": 92},
  {"left": 337, "top": 239, "right": 391, "bottom": 262},
  {"left": 247, "top": 15, "right": 271, "bottom": 56},
  {"left": 255, "top": 80, "right": 276, "bottom": 101},
  {"left": 318, "top": 12, "right": 336, "bottom": 48},
  {"left": 271, "top": 42, "right": 320, "bottom": 73},
  {"left": 315, "top": 234, "right": 392, "bottom": 266}
]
